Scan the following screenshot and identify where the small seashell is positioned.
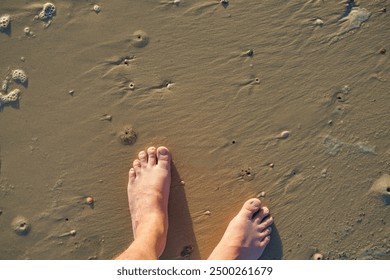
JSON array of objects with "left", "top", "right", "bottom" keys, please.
[{"left": 277, "top": 130, "right": 290, "bottom": 139}]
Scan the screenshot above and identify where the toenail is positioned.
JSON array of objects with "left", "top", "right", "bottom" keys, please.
[
  {"left": 158, "top": 148, "right": 168, "bottom": 155},
  {"left": 268, "top": 227, "right": 272, "bottom": 234},
  {"left": 139, "top": 151, "right": 146, "bottom": 157},
  {"left": 148, "top": 147, "right": 156, "bottom": 153}
]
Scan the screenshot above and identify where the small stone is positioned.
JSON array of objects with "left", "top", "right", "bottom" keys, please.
[
  {"left": 0, "top": 209, "right": 3, "bottom": 216},
  {"left": 68, "top": 89, "right": 75, "bottom": 96},
  {"left": 204, "top": 210, "right": 211, "bottom": 216},
  {"left": 246, "top": 49, "right": 254, "bottom": 57},
  {"left": 312, "top": 253, "right": 323, "bottom": 260},
  {"left": 70, "top": 230, "right": 76, "bottom": 236},
  {"left": 93, "top": 5, "right": 101, "bottom": 13},
  {"left": 277, "top": 130, "right": 290, "bottom": 139},
  {"left": 269, "top": 163, "right": 274, "bottom": 168},
  {"left": 321, "top": 168, "right": 327, "bottom": 178},
  {"left": 379, "top": 47, "right": 386, "bottom": 55},
  {"left": 99, "top": 114, "right": 112, "bottom": 121},
  {"left": 314, "top": 19, "right": 324, "bottom": 26},
  {"left": 128, "top": 82, "right": 135, "bottom": 90},
  {"left": 328, "top": 120, "right": 333, "bottom": 125},
  {"left": 180, "top": 180, "right": 185, "bottom": 186},
  {"left": 220, "top": 0, "right": 229, "bottom": 4},
  {"left": 86, "top": 197, "right": 94, "bottom": 205},
  {"left": 20, "top": 57, "right": 26, "bottom": 62},
  {"left": 258, "top": 191, "right": 266, "bottom": 198}
]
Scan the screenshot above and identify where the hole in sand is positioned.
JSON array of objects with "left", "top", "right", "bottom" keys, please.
[{"left": 386, "top": 186, "right": 390, "bottom": 192}]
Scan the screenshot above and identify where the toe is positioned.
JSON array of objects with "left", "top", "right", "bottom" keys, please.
[
  {"left": 156, "top": 146, "right": 171, "bottom": 170},
  {"left": 133, "top": 159, "right": 141, "bottom": 175},
  {"left": 239, "top": 198, "right": 262, "bottom": 219},
  {"left": 138, "top": 150, "right": 147, "bottom": 167},
  {"left": 129, "top": 168, "right": 136, "bottom": 182},
  {"left": 258, "top": 216, "right": 274, "bottom": 231},
  {"left": 147, "top": 147, "right": 157, "bottom": 166},
  {"left": 258, "top": 227, "right": 272, "bottom": 239},
  {"left": 258, "top": 236, "right": 271, "bottom": 248},
  {"left": 254, "top": 206, "right": 270, "bottom": 223}
]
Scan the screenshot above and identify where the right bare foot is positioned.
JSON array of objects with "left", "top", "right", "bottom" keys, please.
[{"left": 208, "top": 198, "right": 273, "bottom": 260}]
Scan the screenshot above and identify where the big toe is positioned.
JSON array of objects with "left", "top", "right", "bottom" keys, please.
[
  {"left": 239, "top": 198, "right": 262, "bottom": 219},
  {"left": 157, "top": 146, "right": 171, "bottom": 170}
]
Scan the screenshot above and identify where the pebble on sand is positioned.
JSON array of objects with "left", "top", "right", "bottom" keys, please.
[
  {"left": 314, "top": 19, "right": 324, "bottom": 26},
  {"left": 99, "top": 114, "right": 112, "bottom": 121},
  {"left": 257, "top": 191, "right": 266, "bottom": 198},
  {"left": 86, "top": 196, "right": 94, "bottom": 205},
  {"left": 379, "top": 47, "right": 386, "bottom": 55},
  {"left": 93, "top": 5, "right": 101, "bottom": 13},
  {"left": 11, "top": 216, "right": 31, "bottom": 235},
  {"left": 312, "top": 253, "right": 323, "bottom": 260},
  {"left": 277, "top": 130, "right": 290, "bottom": 139}
]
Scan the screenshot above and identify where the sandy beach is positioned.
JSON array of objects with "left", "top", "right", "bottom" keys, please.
[{"left": 0, "top": 0, "right": 389, "bottom": 260}]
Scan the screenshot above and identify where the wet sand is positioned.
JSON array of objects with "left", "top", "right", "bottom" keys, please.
[{"left": 0, "top": 0, "right": 389, "bottom": 260}]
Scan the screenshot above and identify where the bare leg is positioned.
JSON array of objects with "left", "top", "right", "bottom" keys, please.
[
  {"left": 115, "top": 146, "right": 171, "bottom": 260},
  {"left": 208, "top": 198, "right": 273, "bottom": 260}
]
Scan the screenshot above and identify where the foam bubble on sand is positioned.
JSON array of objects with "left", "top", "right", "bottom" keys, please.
[
  {"left": 130, "top": 30, "right": 149, "bottom": 48},
  {"left": 325, "top": 7, "right": 371, "bottom": 44},
  {"left": 11, "top": 215, "right": 31, "bottom": 235},
  {"left": 1, "top": 79, "right": 8, "bottom": 92},
  {"left": 370, "top": 174, "right": 390, "bottom": 205},
  {"left": 38, "top": 2, "right": 56, "bottom": 20},
  {"left": 340, "top": 7, "right": 370, "bottom": 33},
  {"left": 0, "top": 89, "right": 20, "bottom": 106},
  {"left": 12, "top": 69, "right": 28, "bottom": 84},
  {"left": 0, "top": 14, "right": 10, "bottom": 31}
]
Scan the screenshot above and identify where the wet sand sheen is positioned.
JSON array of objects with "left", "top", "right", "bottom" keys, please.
[{"left": 0, "top": 0, "right": 389, "bottom": 259}]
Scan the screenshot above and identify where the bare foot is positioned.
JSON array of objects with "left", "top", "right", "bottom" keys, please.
[
  {"left": 116, "top": 146, "right": 171, "bottom": 259},
  {"left": 208, "top": 198, "right": 273, "bottom": 260}
]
